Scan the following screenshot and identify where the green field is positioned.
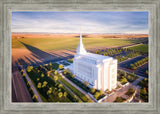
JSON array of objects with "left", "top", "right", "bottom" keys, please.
[
  {"left": 128, "top": 44, "right": 148, "bottom": 53},
  {"left": 12, "top": 38, "right": 141, "bottom": 51}
]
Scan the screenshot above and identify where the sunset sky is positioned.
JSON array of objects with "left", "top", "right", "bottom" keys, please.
[{"left": 12, "top": 11, "right": 148, "bottom": 34}]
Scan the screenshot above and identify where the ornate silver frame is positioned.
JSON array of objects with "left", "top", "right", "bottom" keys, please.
[{"left": 0, "top": 0, "right": 160, "bottom": 114}]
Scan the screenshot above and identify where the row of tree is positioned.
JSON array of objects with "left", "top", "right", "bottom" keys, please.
[
  {"left": 21, "top": 69, "right": 38, "bottom": 102},
  {"left": 138, "top": 78, "right": 148, "bottom": 102},
  {"left": 129, "top": 57, "right": 148, "bottom": 70},
  {"left": 94, "top": 47, "right": 130, "bottom": 56},
  {"left": 115, "top": 52, "right": 140, "bottom": 63}
]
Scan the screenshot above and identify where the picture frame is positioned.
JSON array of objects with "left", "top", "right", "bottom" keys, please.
[{"left": 0, "top": 0, "right": 160, "bottom": 114}]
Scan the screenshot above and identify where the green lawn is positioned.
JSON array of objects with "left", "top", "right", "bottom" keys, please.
[
  {"left": 12, "top": 38, "right": 141, "bottom": 51},
  {"left": 57, "top": 74, "right": 92, "bottom": 102},
  {"left": 128, "top": 44, "right": 148, "bottom": 53}
]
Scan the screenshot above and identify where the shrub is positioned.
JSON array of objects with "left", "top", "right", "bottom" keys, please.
[
  {"left": 94, "top": 92, "right": 100, "bottom": 100},
  {"left": 114, "top": 97, "right": 124, "bottom": 102},
  {"left": 91, "top": 88, "right": 95, "bottom": 94},
  {"left": 120, "top": 78, "right": 127, "bottom": 85},
  {"left": 59, "top": 64, "right": 63, "bottom": 70},
  {"left": 125, "top": 87, "right": 135, "bottom": 96}
]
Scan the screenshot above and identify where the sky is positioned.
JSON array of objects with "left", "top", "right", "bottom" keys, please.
[{"left": 12, "top": 11, "right": 148, "bottom": 34}]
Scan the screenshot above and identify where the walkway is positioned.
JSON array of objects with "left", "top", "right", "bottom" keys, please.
[
  {"left": 23, "top": 69, "right": 43, "bottom": 102},
  {"left": 59, "top": 72, "right": 95, "bottom": 102}
]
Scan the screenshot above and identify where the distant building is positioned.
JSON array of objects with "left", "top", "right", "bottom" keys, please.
[{"left": 69, "top": 32, "right": 117, "bottom": 91}]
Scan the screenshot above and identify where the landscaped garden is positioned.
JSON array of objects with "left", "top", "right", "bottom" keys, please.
[
  {"left": 117, "top": 70, "right": 139, "bottom": 84},
  {"left": 137, "top": 78, "right": 148, "bottom": 102},
  {"left": 125, "top": 87, "right": 135, "bottom": 97},
  {"left": 26, "top": 65, "right": 79, "bottom": 102},
  {"left": 42, "top": 63, "right": 92, "bottom": 102},
  {"left": 62, "top": 69, "right": 105, "bottom": 100},
  {"left": 114, "top": 87, "right": 135, "bottom": 102}
]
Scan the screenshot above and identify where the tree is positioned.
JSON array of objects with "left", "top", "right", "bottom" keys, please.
[
  {"left": 21, "top": 69, "right": 24, "bottom": 73},
  {"left": 63, "top": 92, "right": 67, "bottom": 98},
  {"left": 22, "top": 73, "right": 25, "bottom": 77},
  {"left": 42, "top": 81, "right": 48, "bottom": 88},
  {"left": 71, "top": 74, "right": 75, "bottom": 78},
  {"left": 144, "top": 78, "right": 148, "bottom": 82},
  {"left": 26, "top": 66, "right": 33, "bottom": 72},
  {"left": 32, "top": 94, "right": 37, "bottom": 100},
  {"left": 114, "top": 97, "right": 123, "bottom": 102},
  {"left": 58, "top": 84, "right": 63, "bottom": 88},
  {"left": 59, "top": 64, "right": 63, "bottom": 70},
  {"left": 83, "top": 81, "right": 89, "bottom": 87},
  {"left": 130, "top": 64, "right": 136, "bottom": 70},
  {"left": 41, "top": 73, "right": 44, "bottom": 78},
  {"left": 47, "top": 72, "right": 50, "bottom": 77},
  {"left": 54, "top": 76, "right": 58, "bottom": 81},
  {"left": 54, "top": 70, "right": 57, "bottom": 75},
  {"left": 91, "top": 88, "right": 95, "bottom": 94},
  {"left": 58, "top": 92, "right": 63, "bottom": 98},
  {"left": 37, "top": 82, "right": 42, "bottom": 89},
  {"left": 124, "top": 72, "right": 127, "bottom": 77},
  {"left": 126, "top": 87, "right": 135, "bottom": 96},
  {"left": 37, "top": 78, "right": 40, "bottom": 81},
  {"left": 140, "top": 88, "right": 147, "bottom": 95},
  {"left": 49, "top": 62, "right": 52, "bottom": 66},
  {"left": 127, "top": 75, "right": 131, "bottom": 80},
  {"left": 120, "top": 78, "right": 127, "bottom": 85},
  {"left": 94, "top": 92, "right": 100, "bottom": 100},
  {"left": 146, "top": 70, "right": 148, "bottom": 76},
  {"left": 99, "top": 90, "right": 103, "bottom": 95},
  {"left": 27, "top": 81, "right": 30, "bottom": 86},
  {"left": 73, "top": 95, "right": 78, "bottom": 101},
  {"left": 58, "top": 89, "right": 61, "bottom": 92},
  {"left": 47, "top": 89, "right": 52, "bottom": 95}
]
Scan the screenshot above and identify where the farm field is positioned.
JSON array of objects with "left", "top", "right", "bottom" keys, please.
[
  {"left": 12, "top": 37, "right": 142, "bottom": 51},
  {"left": 127, "top": 44, "right": 148, "bottom": 53}
]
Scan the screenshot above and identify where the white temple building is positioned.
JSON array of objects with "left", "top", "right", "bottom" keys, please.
[{"left": 68, "top": 32, "right": 117, "bottom": 91}]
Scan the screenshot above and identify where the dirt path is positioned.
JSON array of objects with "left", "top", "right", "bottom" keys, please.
[{"left": 12, "top": 57, "right": 32, "bottom": 102}]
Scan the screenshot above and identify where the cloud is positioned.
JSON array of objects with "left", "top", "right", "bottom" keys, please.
[{"left": 12, "top": 12, "right": 148, "bottom": 34}]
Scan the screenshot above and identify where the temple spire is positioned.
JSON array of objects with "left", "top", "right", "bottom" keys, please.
[{"left": 76, "top": 30, "right": 87, "bottom": 55}]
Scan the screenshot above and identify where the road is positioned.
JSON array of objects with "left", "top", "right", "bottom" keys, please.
[{"left": 12, "top": 58, "right": 32, "bottom": 102}]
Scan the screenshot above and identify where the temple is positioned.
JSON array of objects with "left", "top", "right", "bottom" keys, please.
[{"left": 68, "top": 32, "right": 117, "bottom": 91}]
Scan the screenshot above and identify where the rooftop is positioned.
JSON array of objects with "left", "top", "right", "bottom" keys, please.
[{"left": 84, "top": 52, "right": 111, "bottom": 60}]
